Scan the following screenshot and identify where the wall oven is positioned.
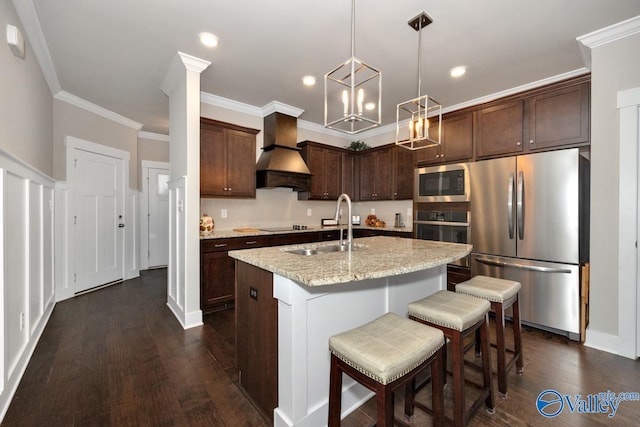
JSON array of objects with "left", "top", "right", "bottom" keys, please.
[
  {"left": 414, "top": 208, "right": 470, "bottom": 267},
  {"left": 415, "top": 163, "right": 470, "bottom": 203}
]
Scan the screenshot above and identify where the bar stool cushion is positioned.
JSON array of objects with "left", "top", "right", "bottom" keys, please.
[
  {"left": 329, "top": 312, "right": 444, "bottom": 385},
  {"left": 456, "top": 275, "right": 521, "bottom": 303},
  {"left": 408, "top": 290, "right": 490, "bottom": 332}
]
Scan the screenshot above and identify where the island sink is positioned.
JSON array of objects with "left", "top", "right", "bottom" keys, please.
[{"left": 284, "top": 243, "right": 364, "bottom": 256}]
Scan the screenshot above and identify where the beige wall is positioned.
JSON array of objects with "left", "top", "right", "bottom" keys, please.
[
  {"left": 138, "top": 136, "right": 169, "bottom": 188},
  {"left": 0, "top": 0, "right": 53, "bottom": 176},
  {"left": 53, "top": 99, "right": 139, "bottom": 189},
  {"left": 589, "top": 32, "right": 640, "bottom": 336}
]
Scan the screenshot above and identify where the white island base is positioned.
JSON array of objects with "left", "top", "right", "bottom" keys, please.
[{"left": 273, "top": 266, "right": 445, "bottom": 427}]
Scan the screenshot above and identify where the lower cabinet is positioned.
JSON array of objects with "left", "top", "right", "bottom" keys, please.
[
  {"left": 236, "top": 261, "right": 278, "bottom": 422},
  {"left": 446, "top": 264, "right": 471, "bottom": 292}
]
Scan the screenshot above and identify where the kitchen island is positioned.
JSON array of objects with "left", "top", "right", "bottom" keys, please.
[{"left": 228, "top": 236, "right": 471, "bottom": 427}]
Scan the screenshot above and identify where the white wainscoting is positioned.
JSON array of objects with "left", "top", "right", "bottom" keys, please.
[
  {"left": 167, "top": 176, "right": 187, "bottom": 326},
  {"left": 0, "top": 150, "right": 55, "bottom": 420},
  {"left": 126, "top": 189, "right": 139, "bottom": 280}
]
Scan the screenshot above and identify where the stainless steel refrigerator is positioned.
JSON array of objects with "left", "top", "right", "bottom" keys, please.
[{"left": 470, "top": 148, "right": 588, "bottom": 341}]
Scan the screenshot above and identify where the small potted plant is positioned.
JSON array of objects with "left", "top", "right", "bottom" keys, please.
[{"left": 346, "top": 140, "right": 370, "bottom": 151}]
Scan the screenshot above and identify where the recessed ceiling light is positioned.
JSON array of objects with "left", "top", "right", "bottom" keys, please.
[
  {"left": 450, "top": 66, "right": 466, "bottom": 78},
  {"left": 302, "top": 75, "right": 316, "bottom": 86},
  {"left": 365, "top": 102, "right": 376, "bottom": 111},
  {"left": 199, "top": 32, "right": 219, "bottom": 48}
]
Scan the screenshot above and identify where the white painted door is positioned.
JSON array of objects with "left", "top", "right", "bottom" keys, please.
[
  {"left": 72, "top": 148, "right": 124, "bottom": 293},
  {"left": 148, "top": 167, "right": 170, "bottom": 267}
]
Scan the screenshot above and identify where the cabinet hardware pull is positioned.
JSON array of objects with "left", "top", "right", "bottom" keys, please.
[
  {"left": 516, "top": 141, "right": 521, "bottom": 146},
  {"left": 246, "top": 241, "right": 258, "bottom": 245},
  {"left": 529, "top": 139, "right": 535, "bottom": 144},
  {"left": 214, "top": 243, "right": 227, "bottom": 248}
]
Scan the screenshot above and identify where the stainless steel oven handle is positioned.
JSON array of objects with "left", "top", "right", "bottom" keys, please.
[
  {"left": 414, "top": 221, "right": 470, "bottom": 227},
  {"left": 475, "top": 257, "right": 571, "bottom": 274}
]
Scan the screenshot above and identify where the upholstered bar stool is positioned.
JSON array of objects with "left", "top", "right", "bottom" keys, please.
[
  {"left": 328, "top": 312, "right": 445, "bottom": 427},
  {"left": 455, "top": 275, "right": 524, "bottom": 398},
  {"left": 408, "top": 290, "right": 495, "bottom": 427}
]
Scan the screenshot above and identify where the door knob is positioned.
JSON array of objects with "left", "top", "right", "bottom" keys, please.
[{"left": 118, "top": 223, "right": 125, "bottom": 228}]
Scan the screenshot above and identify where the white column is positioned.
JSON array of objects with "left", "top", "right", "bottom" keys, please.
[{"left": 161, "top": 52, "right": 210, "bottom": 328}]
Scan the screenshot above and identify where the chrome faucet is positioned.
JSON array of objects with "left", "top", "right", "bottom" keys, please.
[{"left": 333, "top": 193, "right": 353, "bottom": 250}]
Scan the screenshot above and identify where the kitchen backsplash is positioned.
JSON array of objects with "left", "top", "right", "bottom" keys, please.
[{"left": 200, "top": 188, "right": 412, "bottom": 230}]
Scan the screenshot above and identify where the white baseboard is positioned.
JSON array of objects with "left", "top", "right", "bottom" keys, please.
[{"left": 584, "top": 328, "right": 621, "bottom": 355}]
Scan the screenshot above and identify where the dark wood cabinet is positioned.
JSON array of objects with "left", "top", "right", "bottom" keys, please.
[
  {"left": 359, "top": 146, "right": 392, "bottom": 200},
  {"left": 392, "top": 145, "right": 414, "bottom": 200},
  {"left": 200, "top": 118, "right": 259, "bottom": 198},
  {"left": 446, "top": 265, "right": 472, "bottom": 292},
  {"left": 236, "top": 261, "right": 278, "bottom": 422},
  {"left": 416, "top": 111, "right": 474, "bottom": 165},
  {"left": 527, "top": 81, "right": 589, "bottom": 150},
  {"left": 201, "top": 236, "right": 267, "bottom": 312},
  {"left": 341, "top": 151, "right": 356, "bottom": 200},
  {"left": 475, "top": 100, "right": 525, "bottom": 158},
  {"left": 299, "top": 142, "right": 342, "bottom": 200}
]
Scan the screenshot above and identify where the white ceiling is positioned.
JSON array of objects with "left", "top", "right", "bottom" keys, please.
[{"left": 29, "top": 0, "right": 640, "bottom": 135}]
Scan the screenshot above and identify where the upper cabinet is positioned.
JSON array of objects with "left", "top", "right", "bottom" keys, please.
[
  {"left": 475, "top": 100, "right": 525, "bottom": 158},
  {"left": 416, "top": 111, "right": 474, "bottom": 165},
  {"left": 476, "top": 76, "right": 590, "bottom": 159},
  {"left": 526, "top": 81, "right": 589, "bottom": 151},
  {"left": 359, "top": 146, "right": 392, "bottom": 200},
  {"left": 392, "top": 145, "right": 414, "bottom": 200},
  {"left": 200, "top": 118, "right": 259, "bottom": 198},
  {"left": 298, "top": 142, "right": 342, "bottom": 200}
]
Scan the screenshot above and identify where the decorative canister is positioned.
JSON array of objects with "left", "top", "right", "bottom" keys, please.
[{"left": 200, "top": 213, "right": 215, "bottom": 233}]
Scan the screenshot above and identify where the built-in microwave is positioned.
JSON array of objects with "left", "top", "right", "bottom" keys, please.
[{"left": 414, "top": 163, "right": 470, "bottom": 202}]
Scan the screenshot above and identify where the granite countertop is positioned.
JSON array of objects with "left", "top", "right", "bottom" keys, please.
[
  {"left": 228, "top": 236, "right": 471, "bottom": 287},
  {"left": 200, "top": 225, "right": 412, "bottom": 239}
]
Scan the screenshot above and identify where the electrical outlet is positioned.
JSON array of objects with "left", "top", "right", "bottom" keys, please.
[
  {"left": 407, "top": 208, "right": 412, "bottom": 217},
  {"left": 221, "top": 208, "right": 227, "bottom": 218},
  {"left": 370, "top": 208, "right": 376, "bottom": 215},
  {"left": 249, "top": 287, "right": 258, "bottom": 300},
  {"left": 19, "top": 312, "right": 24, "bottom": 331},
  {"left": 307, "top": 208, "right": 312, "bottom": 217}
]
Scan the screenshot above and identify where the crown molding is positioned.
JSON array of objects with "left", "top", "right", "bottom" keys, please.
[
  {"left": 261, "top": 101, "right": 304, "bottom": 118},
  {"left": 55, "top": 91, "right": 143, "bottom": 130},
  {"left": 200, "top": 92, "right": 263, "bottom": 116},
  {"left": 161, "top": 52, "right": 211, "bottom": 96},
  {"left": 177, "top": 51, "right": 211, "bottom": 73},
  {"left": 577, "top": 15, "right": 640, "bottom": 68},
  {"left": 138, "top": 131, "right": 170, "bottom": 142},
  {"left": 11, "top": 0, "right": 61, "bottom": 94}
]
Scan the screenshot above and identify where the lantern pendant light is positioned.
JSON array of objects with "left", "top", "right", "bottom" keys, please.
[
  {"left": 396, "top": 12, "right": 442, "bottom": 150},
  {"left": 324, "top": 0, "right": 381, "bottom": 134}
]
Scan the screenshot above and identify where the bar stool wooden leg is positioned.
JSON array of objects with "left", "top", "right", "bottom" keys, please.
[
  {"left": 494, "top": 301, "right": 508, "bottom": 398},
  {"left": 480, "top": 314, "right": 496, "bottom": 413},
  {"left": 451, "top": 332, "right": 465, "bottom": 427},
  {"left": 432, "top": 348, "right": 446, "bottom": 426},
  {"left": 513, "top": 296, "right": 524, "bottom": 374},
  {"left": 328, "top": 354, "right": 343, "bottom": 427}
]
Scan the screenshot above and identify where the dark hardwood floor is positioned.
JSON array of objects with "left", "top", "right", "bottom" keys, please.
[{"left": 3, "top": 269, "right": 640, "bottom": 426}]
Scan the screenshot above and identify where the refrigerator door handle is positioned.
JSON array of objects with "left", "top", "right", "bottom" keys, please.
[
  {"left": 475, "top": 257, "right": 572, "bottom": 274},
  {"left": 517, "top": 170, "right": 524, "bottom": 240},
  {"left": 507, "top": 173, "right": 515, "bottom": 239}
]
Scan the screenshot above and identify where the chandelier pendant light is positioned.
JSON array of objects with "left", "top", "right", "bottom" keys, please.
[
  {"left": 324, "top": 0, "right": 381, "bottom": 134},
  {"left": 396, "top": 12, "right": 442, "bottom": 150}
]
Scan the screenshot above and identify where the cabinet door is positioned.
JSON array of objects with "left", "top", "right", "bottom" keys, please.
[
  {"left": 201, "top": 251, "right": 235, "bottom": 310},
  {"left": 306, "top": 145, "right": 328, "bottom": 199},
  {"left": 476, "top": 100, "right": 524, "bottom": 158},
  {"left": 359, "top": 151, "right": 375, "bottom": 200},
  {"left": 415, "top": 144, "right": 442, "bottom": 165},
  {"left": 226, "top": 129, "right": 256, "bottom": 197},
  {"left": 324, "top": 149, "right": 342, "bottom": 199},
  {"left": 374, "top": 148, "right": 393, "bottom": 199},
  {"left": 392, "top": 146, "right": 414, "bottom": 200},
  {"left": 341, "top": 152, "right": 356, "bottom": 200},
  {"left": 527, "top": 82, "right": 589, "bottom": 150},
  {"left": 441, "top": 112, "right": 473, "bottom": 162},
  {"left": 200, "top": 126, "right": 227, "bottom": 196}
]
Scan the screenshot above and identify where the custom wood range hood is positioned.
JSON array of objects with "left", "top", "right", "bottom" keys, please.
[{"left": 256, "top": 112, "right": 311, "bottom": 191}]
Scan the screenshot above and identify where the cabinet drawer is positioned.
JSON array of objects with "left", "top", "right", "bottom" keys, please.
[{"left": 201, "top": 237, "right": 268, "bottom": 253}]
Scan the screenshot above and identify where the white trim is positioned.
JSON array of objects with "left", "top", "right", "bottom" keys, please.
[
  {"left": 64, "top": 135, "right": 131, "bottom": 161},
  {"left": 584, "top": 328, "right": 621, "bottom": 355},
  {"left": 138, "top": 131, "right": 170, "bottom": 142},
  {"left": 0, "top": 147, "right": 54, "bottom": 183},
  {"left": 616, "top": 86, "right": 640, "bottom": 359},
  {"left": 11, "top": 0, "right": 61, "bottom": 94},
  {"left": 139, "top": 161, "right": 170, "bottom": 271},
  {"left": 55, "top": 91, "right": 143, "bottom": 130},
  {"left": 161, "top": 52, "right": 211, "bottom": 96},
  {"left": 54, "top": 182, "right": 72, "bottom": 302},
  {"left": 261, "top": 101, "right": 304, "bottom": 118},
  {"left": 177, "top": 51, "right": 211, "bottom": 73},
  {"left": 577, "top": 15, "right": 640, "bottom": 67},
  {"left": 200, "top": 92, "right": 263, "bottom": 116}
]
